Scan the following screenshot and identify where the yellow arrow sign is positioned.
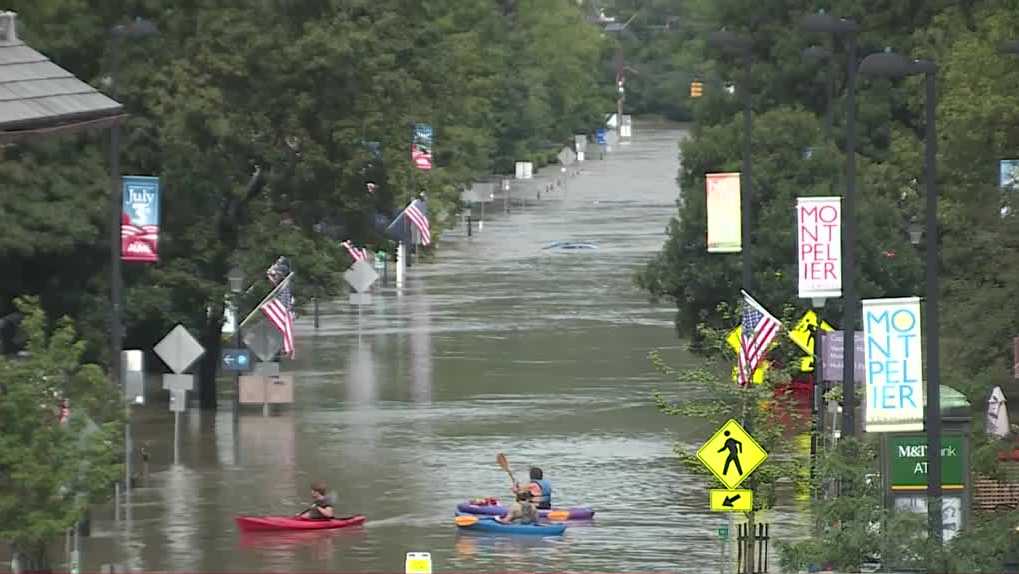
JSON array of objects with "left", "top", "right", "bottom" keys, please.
[
  {"left": 709, "top": 488, "right": 753, "bottom": 512},
  {"left": 697, "top": 419, "right": 768, "bottom": 489}
]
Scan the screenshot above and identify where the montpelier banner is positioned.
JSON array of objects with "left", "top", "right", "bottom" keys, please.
[
  {"left": 863, "top": 297, "right": 924, "bottom": 432},
  {"left": 121, "top": 176, "right": 160, "bottom": 263},
  {"left": 796, "top": 197, "right": 842, "bottom": 299},
  {"left": 706, "top": 172, "right": 741, "bottom": 253}
]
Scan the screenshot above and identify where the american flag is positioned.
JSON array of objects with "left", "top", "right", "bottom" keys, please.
[
  {"left": 341, "top": 240, "right": 370, "bottom": 263},
  {"left": 261, "top": 274, "right": 295, "bottom": 359},
  {"left": 738, "top": 290, "right": 781, "bottom": 387},
  {"left": 404, "top": 199, "right": 431, "bottom": 246}
]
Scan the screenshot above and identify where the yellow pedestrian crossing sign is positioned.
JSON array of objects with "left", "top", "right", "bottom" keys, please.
[
  {"left": 709, "top": 488, "right": 753, "bottom": 512},
  {"left": 787, "top": 310, "right": 834, "bottom": 366},
  {"left": 697, "top": 419, "right": 768, "bottom": 489}
]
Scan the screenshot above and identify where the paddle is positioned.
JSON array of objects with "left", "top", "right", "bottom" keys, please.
[
  {"left": 454, "top": 515, "right": 479, "bottom": 527},
  {"left": 545, "top": 510, "right": 571, "bottom": 522},
  {"left": 496, "top": 452, "right": 516, "bottom": 487}
]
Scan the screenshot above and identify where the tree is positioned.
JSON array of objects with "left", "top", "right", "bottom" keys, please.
[{"left": 0, "top": 298, "right": 122, "bottom": 573}]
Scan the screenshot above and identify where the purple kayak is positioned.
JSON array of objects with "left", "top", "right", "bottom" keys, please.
[{"left": 457, "top": 502, "right": 595, "bottom": 520}]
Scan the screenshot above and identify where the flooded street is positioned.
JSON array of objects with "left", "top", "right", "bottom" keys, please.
[{"left": 74, "top": 122, "right": 804, "bottom": 573}]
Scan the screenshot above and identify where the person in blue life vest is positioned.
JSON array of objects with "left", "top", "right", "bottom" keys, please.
[{"left": 513, "top": 467, "right": 552, "bottom": 510}]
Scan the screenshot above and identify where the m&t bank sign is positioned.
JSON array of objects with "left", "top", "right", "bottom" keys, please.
[{"left": 863, "top": 297, "right": 924, "bottom": 432}]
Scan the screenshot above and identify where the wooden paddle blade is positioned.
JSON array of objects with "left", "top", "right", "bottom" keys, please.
[
  {"left": 496, "top": 452, "right": 509, "bottom": 471},
  {"left": 547, "top": 510, "right": 570, "bottom": 522},
  {"left": 455, "top": 515, "right": 479, "bottom": 527}
]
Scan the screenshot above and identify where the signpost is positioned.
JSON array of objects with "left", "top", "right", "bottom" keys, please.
[
  {"left": 221, "top": 348, "right": 253, "bottom": 373},
  {"left": 706, "top": 173, "right": 741, "bottom": 253},
  {"left": 888, "top": 435, "right": 964, "bottom": 490},
  {"left": 787, "top": 310, "right": 835, "bottom": 372},
  {"left": 558, "top": 146, "right": 577, "bottom": 167},
  {"left": 819, "top": 331, "right": 866, "bottom": 382},
  {"left": 796, "top": 197, "right": 842, "bottom": 299},
  {"left": 345, "top": 260, "right": 379, "bottom": 305},
  {"left": 709, "top": 488, "right": 753, "bottom": 512},
  {"left": 153, "top": 324, "right": 205, "bottom": 465},
  {"left": 405, "top": 552, "right": 431, "bottom": 574},
  {"left": 862, "top": 297, "right": 924, "bottom": 432},
  {"left": 697, "top": 419, "right": 768, "bottom": 491}
]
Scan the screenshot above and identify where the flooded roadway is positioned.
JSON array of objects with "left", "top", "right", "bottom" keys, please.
[{"left": 69, "top": 121, "right": 804, "bottom": 573}]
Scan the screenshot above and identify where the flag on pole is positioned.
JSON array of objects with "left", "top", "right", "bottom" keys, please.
[
  {"left": 260, "top": 273, "right": 295, "bottom": 359},
  {"left": 385, "top": 198, "right": 431, "bottom": 246},
  {"left": 341, "top": 240, "right": 370, "bottom": 263},
  {"left": 738, "top": 290, "right": 781, "bottom": 387}
]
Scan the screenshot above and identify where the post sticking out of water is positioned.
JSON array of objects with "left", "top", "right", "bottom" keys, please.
[{"left": 396, "top": 242, "right": 406, "bottom": 287}]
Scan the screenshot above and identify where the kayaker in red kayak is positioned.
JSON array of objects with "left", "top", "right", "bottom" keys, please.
[
  {"left": 512, "top": 467, "right": 553, "bottom": 510},
  {"left": 496, "top": 490, "right": 538, "bottom": 524},
  {"left": 297, "top": 481, "right": 335, "bottom": 520}
]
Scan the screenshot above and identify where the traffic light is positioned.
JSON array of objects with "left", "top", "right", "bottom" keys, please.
[{"left": 690, "top": 80, "right": 703, "bottom": 98}]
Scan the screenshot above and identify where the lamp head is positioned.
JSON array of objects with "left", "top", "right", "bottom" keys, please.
[
  {"left": 708, "top": 30, "right": 751, "bottom": 56},
  {"left": 800, "top": 11, "right": 858, "bottom": 35},
  {"left": 860, "top": 48, "right": 937, "bottom": 77},
  {"left": 802, "top": 45, "right": 832, "bottom": 63}
]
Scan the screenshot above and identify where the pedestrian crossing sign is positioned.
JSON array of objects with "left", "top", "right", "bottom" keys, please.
[{"left": 697, "top": 419, "right": 768, "bottom": 489}]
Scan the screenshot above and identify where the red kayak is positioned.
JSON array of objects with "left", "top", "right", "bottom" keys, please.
[{"left": 235, "top": 514, "right": 366, "bottom": 532}]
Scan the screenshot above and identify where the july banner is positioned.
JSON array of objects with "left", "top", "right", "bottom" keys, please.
[
  {"left": 121, "top": 176, "right": 160, "bottom": 262},
  {"left": 797, "top": 197, "right": 842, "bottom": 299},
  {"left": 863, "top": 297, "right": 924, "bottom": 432},
  {"left": 412, "top": 123, "right": 433, "bottom": 171},
  {"left": 706, "top": 173, "right": 741, "bottom": 253}
]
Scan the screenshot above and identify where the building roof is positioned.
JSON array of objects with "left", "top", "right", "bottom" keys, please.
[{"left": 0, "top": 11, "right": 122, "bottom": 141}]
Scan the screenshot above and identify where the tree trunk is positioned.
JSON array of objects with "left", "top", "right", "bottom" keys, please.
[
  {"left": 197, "top": 314, "right": 224, "bottom": 410},
  {"left": 12, "top": 541, "right": 51, "bottom": 574}
]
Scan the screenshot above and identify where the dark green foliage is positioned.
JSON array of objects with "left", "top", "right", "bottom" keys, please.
[
  {"left": 0, "top": 0, "right": 611, "bottom": 405},
  {"left": 0, "top": 298, "right": 123, "bottom": 571}
]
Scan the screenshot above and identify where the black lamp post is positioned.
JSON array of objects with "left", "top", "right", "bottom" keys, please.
[
  {"left": 708, "top": 29, "right": 756, "bottom": 574},
  {"left": 228, "top": 266, "right": 245, "bottom": 412},
  {"left": 708, "top": 30, "right": 753, "bottom": 293},
  {"left": 801, "top": 11, "right": 859, "bottom": 438},
  {"left": 801, "top": 45, "right": 835, "bottom": 139},
  {"left": 108, "top": 16, "right": 158, "bottom": 494},
  {"left": 860, "top": 48, "right": 942, "bottom": 550}
]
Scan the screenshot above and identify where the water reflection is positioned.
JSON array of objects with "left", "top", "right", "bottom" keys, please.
[
  {"left": 408, "top": 278, "right": 432, "bottom": 404},
  {"left": 162, "top": 465, "right": 199, "bottom": 571}
]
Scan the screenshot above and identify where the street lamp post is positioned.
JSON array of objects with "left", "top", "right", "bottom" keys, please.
[
  {"left": 228, "top": 266, "right": 245, "bottom": 412},
  {"left": 708, "top": 29, "right": 755, "bottom": 574},
  {"left": 801, "top": 11, "right": 859, "bottom": 438},
  {"left": 108, "top": 17, "right": 158, "bottom": 494},
  {"left": 859, "top": 48, "right": 942, "bottom": 550},
  {"left": 708, "top": 30, "right": 753, "bottom": 293}
]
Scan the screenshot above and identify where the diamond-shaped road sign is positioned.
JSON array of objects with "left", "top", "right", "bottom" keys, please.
[
  {"left": 697, "top": 419, "right": 769, "bottom": 490},
  {"left": 558, "top": 146, "right": 576, "bottom": 166},
  {"left": 154, "top": 324, "right": 205, "bottom": 374},
  {"left": 345, "top": 260, "right": 379, "bottom": 293},
  {"left": 244, "top": 318, "right": 283, "bottom": 363}
]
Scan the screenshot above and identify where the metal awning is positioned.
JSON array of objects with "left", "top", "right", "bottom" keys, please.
[{"left": 0, "top": 11, "right": 123, "bottom": 142}]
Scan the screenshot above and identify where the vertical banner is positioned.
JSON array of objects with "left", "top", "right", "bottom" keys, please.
[
  {"left": 706, "top": 172, "right": 741, "bottom": 253},
  {"left": 411, "top": 123, "right": 433, "bottom": 171},
  {"left": 797, "top": 197, "right": 842, "bottom": 299},
  {"left": 863, "top": 297, "right": 924, "bottom": 432},
  {"left": 121, "top": 176, "right": 160, "bottom": 263}
]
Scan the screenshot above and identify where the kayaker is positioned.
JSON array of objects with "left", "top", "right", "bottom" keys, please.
[
  {"left": 298, "top": 481, "right": 335, "bottom": 520},
  {"left": 497, "top": 490, "right": 538, "bottom": 525},
  {"left": 513, "top": 467, "right": 553, "bottom": 510}
]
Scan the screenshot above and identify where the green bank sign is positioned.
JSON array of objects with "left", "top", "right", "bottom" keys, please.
[{"left": 889, "top": 435, "right": 964, "bottom": 489}]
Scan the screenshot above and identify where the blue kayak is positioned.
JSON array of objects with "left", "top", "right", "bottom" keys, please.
[{"left": 455, "top": 514, "right": 566, "bottom": 536}]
